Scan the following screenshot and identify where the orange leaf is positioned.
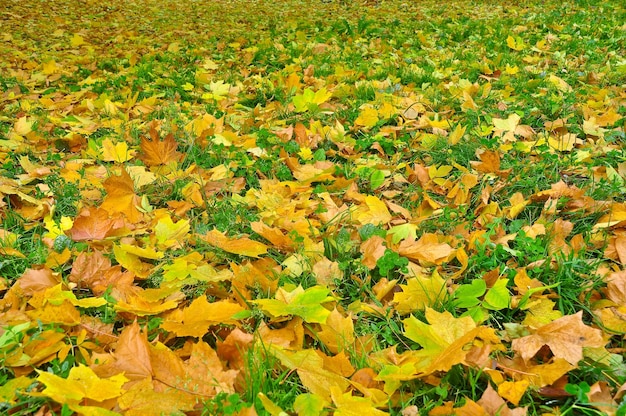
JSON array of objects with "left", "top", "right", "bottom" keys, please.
[
  {"left": 140, "top": 131, "right": 181, "bottom": 166},
  {"left": 149, "top": 340, "right": 238, "bottom": 399},
  {"left": 216, "top": 328, "right": 254, "bottom": 368},
  {"left": 470, "top": 149, "right": 504, "bottom": 175},
  {"left": 360, "top": 235, "right": 386, "bottom": 269},
  {"left": 477, "top": 384, "right": 527, "bottom": 416},
  {"left": 68, "top": 207, "right": 118, "bottom": 241},
  {"left": 100, "top": 168, "right": 142, "bottom": 223},
  {"left": 69, "top": 250, "right": 133, "bottom": 296},
  {"left": 93, "top": 321, "right": 152, "bottom": 381},
  {"left": 201, "top": 229, "right": 268, "bottom": 257},
  {"left": 23, "top": 330, "right": 67, "bottom": 368},
  {"left": 17, "top": 267, "right": 59, "bottom": 296},
  {"left": 397, "top": 233, "right": 454, "bottom": 265},
  {"left": 511, "top": 311, "right": 605, "bottom": 365},
  {"left": 251, "top": 221, "right": 296, "bottom": 251}
]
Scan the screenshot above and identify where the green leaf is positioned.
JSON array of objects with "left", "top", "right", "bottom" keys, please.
[
  {"left": 462, "top": 306, "right": 488, "bottom": 323},
  {"left": 453, "top": 279, "right": 486, "bottom": 308},
  {"left": 369, "top": 169, "right": 385, "bottom": 190},
  {"left": 254, "top": 286, "right": 334, "bottom": 323},
  {"left": 376, "top": 249, "right": 408, "bottom": 276},
  {"left": 387, "top": 223, "right": 418, "bottom": 244},
  {"left": 292, "top": 87, "right": 330, "bottom": 113},
  {"left": 0, "top": 322, "right": 30, "bottom": 349},
  {"left": 483, "top": 279, "right": 510, "bottom": 310},
  {"left": 293, "top": 393, "right": 327, "bottom": 416},
  {"left": 375, "top": 363, "right": 418, "bottom": 395},
  {"left": 292, "top": 89, "right": 315, "bottom": 112}
]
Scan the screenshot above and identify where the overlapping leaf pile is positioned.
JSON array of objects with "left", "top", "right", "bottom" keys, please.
[{"left": 1, "top": 0, "right": 626, "bottom": 414}]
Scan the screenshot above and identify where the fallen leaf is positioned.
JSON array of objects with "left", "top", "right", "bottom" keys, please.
[
  {"left": 392, "top": 270, "right": 447, "bottom": 314},
  {"left": 397, "top": 233, "right": 454, "bottom": 265},
  {"left": 100, "top": 168, "right": 142, "bottom": 223},
  {"left": 37, "top": 365, "right": 127, "bottom": 405},
  {"left": 254, "top": 285, "right": 334, "bottom": 324},
  {"left": 68, "top": 207, "right": 118, "bottom": 241},
  {"left": 403, "top": 308, "right": 500, "bottom": 374},
  {"left": 201, "top": 228, "right": 268, "bottom": 258},
  {"left": 160, "top": 296, "right": 244, "bottom": 337},
  {"left": 140, "top": 130, "right": 181, "bottom": 166},
  {"left": 511, "top": 311, "right": 605, "bottom": 365}
]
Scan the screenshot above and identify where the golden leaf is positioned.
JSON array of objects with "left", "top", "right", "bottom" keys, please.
[
  {"left": 512, "top": 311, "right": 605, "bottom": 365},
  {"left": 392, "top": 270, "right": 447, "bottom": 315},
  {"left": 160, "top": 296, "right": 243, "bottom": 338},
  {"left": 100, "top": 168, "right": 142, "bottom": 223},
  {"left": 37, "top": 365, "right": 127, "bottom": 405},
  {"left": 201, "top": 228, "right": 268, "bottom": 257}
]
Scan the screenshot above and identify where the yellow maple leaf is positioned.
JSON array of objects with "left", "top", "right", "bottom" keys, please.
[
  {"left": 154, "top": 214, "right": 190, "bottom": 250},
  {"left": 392, "top": 270, "right": 447, "bottom": 314},
  {"left": 270, "top": 347, "right": 350, "bottom": 401},
  {"left": 330, "top": 385, "right": 389, "bottom": 416},
  {"left": 403, "top": 308, "right": 500, "bottom": 374},
  {"left": 547, "top": 133, "right": 582, "bottom": 152},
  {"left": 100, "top": 138, "right": 135, "bottom": 162},
  {"left": 44, "top": 284, "right": 107, "bottom": 308},
  {"left": 204, "top": 80, "right": 231, "bottom": 101},
  {"left": 37, "top": 365, "right": 127, "bottom": 405},
  {"left": 507, "top": 192, "right": 529, "bottom": 219},
  {"left": 160, "top": 296, "right": 243, "bottom": 337},
  {"left": 448, "top": 124, "right": 466, "bottom": 145},
  {"left": 522, "top": 298, "right": 562, "bottom": 328},
  {"left": 312, "top": 87, "right": 332, "bottom": 105},
  {"left": 506, "top": 35, "right": 525, "bottom": 51},
  {"left": 493, "top": 113, "right": 521, "bottom": 136},
  {"left": 118, "top": 243, "right": 164, "bottom": 260},
  {"left": 70, "top": 33, "right": 85, "bottom": 47},
  {"left": 118, "top": 378, "right": 193, "bottom": 416},
  {"left": 354, "top": 107, "right": 379, "bottom": 128},
  {"left": 316, "top": 308, "right": 355, "bottom": 353},
  {"left": 354, "top": 195, "right": 392, "bottom": 225},
  {"left": 498, "top": 380, "right": 530, "bottom": 406},
  {"left": 113, "top": 245, "right": 153, "bottom": 278},
  {"left": 13, "top": 117, "right": 33, "bottom": 136},
  {"left": 378, "top": 102, "right": 397, "bottom": 120},
  {"left": 42, "top": 60, "right": 59, "bottom": 75}
]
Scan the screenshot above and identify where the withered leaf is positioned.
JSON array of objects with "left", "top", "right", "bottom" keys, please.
[
  {"left": 511, "top": 311, "right": 605, "bottom": 365},
  {"left": 140, "top": 131, "right": 181, "bottom": 166}
]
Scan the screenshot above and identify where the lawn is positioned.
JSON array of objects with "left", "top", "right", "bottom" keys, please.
[{"left": 1, "top": 0, "right": 626, "bottom": 414}]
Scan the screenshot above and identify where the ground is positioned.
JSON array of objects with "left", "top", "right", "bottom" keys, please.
[{"left": 0, "top": 0, "right": 626, "bottom": 415}]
